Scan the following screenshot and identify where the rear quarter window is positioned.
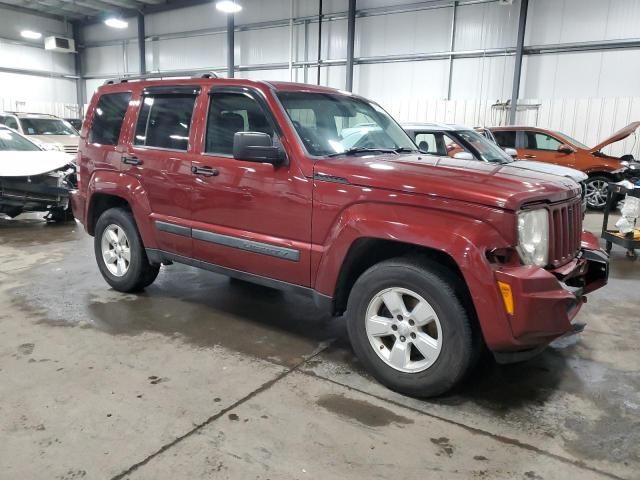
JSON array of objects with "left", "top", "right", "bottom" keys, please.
[
  {"left": 493, "top": 130, "right": 516, "bottom": 148},
  {"left": 90, "top": 92, "right": 132, "bottom": 145}
]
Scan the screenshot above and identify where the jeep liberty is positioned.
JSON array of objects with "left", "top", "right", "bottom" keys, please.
[{"left": 72, "top": 76, "right": 608, "bottom": 397}]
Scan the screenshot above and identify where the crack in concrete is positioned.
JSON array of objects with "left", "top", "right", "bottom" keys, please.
[
  {"left": 302, "top": 370, "right": 630, "bottom": 480},
  {"left": 109, "top": 341, "right": 332, "bottom": 480}
]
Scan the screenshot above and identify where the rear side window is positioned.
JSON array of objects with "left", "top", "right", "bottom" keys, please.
[
  {"left": 0, "top": 115, "right": 19, "bottom": 130},
  {"left": 493, "top": 130, "right": 516, "bottom": 148},
  {"left": 134, "top": 94, "right": 196, "bottom": 151},
  {"left": 90, "top": 92, "right": 131, "bottom": 145}
]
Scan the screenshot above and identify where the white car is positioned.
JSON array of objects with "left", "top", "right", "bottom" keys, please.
[
  {"left": 402, "top": 122, "right": 588, "bottom": 207},
  {"left": 0, "top": 125, "right": 76, "bottom": 222}
]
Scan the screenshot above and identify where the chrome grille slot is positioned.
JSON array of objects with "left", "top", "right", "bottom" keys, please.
[{"left": 548, "top": 197, "right": 582, "bottom": 267}]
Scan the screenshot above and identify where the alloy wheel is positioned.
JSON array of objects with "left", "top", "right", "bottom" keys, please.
[
  {"left": 585, "top": 179, "right": 608, "bottom": 209},
  {"left": 365, "top": 287, "right": 442, "bottom": 373},
  {"left": 100, "top": 224, "right": 131, "bottom": 277}
]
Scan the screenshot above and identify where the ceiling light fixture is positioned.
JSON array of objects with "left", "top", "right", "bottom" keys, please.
[
  {"left": 216, "top": 1, "right": 242, "bottom": 13},
  {"left": 20, "top": 30, "right": 42, "bottom": 40},
  {"left": 104, "top": 17, "right": 128, "bottom": 29}
]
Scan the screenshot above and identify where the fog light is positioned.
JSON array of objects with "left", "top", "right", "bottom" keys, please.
[{"left": 497, "top": 281, "right": 514, "bottom": 315}]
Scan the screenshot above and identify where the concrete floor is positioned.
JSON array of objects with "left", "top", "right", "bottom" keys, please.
[{"left": 0, "top": 211, "right": 638, "bottom": 480}]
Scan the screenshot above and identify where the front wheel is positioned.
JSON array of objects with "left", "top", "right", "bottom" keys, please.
[
  {"left": 346, "top": 257, "right": 479, "bottom": 397},
  {"left": 94, "top": 207, "right": 159, "bottom": 292},
  {"left": 584, "top": 176, "right": 610, "bottom": 210}
]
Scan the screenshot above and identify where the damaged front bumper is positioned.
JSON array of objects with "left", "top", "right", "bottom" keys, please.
[
  {"left": 0, "top": 174, "right": 72, "bottom": 217},
  {"left": 492, "top": 231, "right": 608, "bottom": 362}
]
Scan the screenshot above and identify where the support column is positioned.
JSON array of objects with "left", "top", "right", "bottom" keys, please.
[
  {"left": 509, "top": 0, "right": 529, "bottom": 125},
  {"left": 71, "top": 22, "right": 85, "bottom": 118},
  {"left": 316, "top": 0, "right": 322, "bottom": 85},
  {"left": 227, "top": 14, "right": 235, "bottom": 78},
  {"left": 345, "top": 0, "right": 356, "bottom": 91},
  {"left": 137, "top": 11, "right": 146, "bottom": 74},
  {"left": 446, "top": 1, "right": 457, "bottom": 100}
]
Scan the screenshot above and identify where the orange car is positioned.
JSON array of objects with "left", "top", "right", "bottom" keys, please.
[{"left": 489, "top": 123, "right": 639, "bottom": 209}]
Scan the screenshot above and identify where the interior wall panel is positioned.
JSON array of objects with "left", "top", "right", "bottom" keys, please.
[
  {"left": 454, "top": 0, "right": 520, "bottom": 51},
  {"left": 355, "top": 7, "right": 452, "bottom": 57}
]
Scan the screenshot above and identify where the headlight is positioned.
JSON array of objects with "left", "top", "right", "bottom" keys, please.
[{"left": 517, "top": 209, "right": 549, "bottom": 267}]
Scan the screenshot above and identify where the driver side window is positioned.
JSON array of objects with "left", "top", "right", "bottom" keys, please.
[
  {"left": 526, "top": 132, "right": 562, "bottom": 151},
  {"left": 206, "top": 92, "right": 274, "bottom": 156}
]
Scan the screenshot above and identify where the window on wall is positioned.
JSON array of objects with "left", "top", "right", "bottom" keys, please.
[
  {"left": 134, "top": 94, "right": 197, "bottom": 151},
  {"left": 205, "top": 92, "right": 275, "bottom": 156},
  {"left": 90, "top": 92, "right": 131, "bottom": 145}
]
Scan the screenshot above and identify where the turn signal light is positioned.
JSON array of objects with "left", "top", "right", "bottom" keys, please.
[{"left": 497, "top": 281, "right": 514, "bottom": 315}]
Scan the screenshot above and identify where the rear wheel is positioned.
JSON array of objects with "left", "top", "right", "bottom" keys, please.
[
  {"left": 94, "top": 207, "right": 159, "bottom": 292},
  {"left": 346, "top": 257, "right": 479, "bottom": 397},
  {"left": 584, "top": 176, "right": 610, "bottom": 210}
]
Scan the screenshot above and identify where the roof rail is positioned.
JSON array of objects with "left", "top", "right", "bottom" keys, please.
[{"left": 103, "top": 71, "right": 220, "bottom": 85}]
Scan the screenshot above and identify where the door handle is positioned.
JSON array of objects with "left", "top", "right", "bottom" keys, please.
[
  {"left": 122, "top": 155, "right": 143, "bottom": 166},
  {"left": 192, "top": 166, "right": 219, "bottom": 177}
]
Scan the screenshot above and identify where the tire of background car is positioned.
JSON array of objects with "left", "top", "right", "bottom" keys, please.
[
  {"left": 49, "top": 205, "right": 75, "bottom": 223},
  {"left": 346, "top": 256, "right": 480, "bottom": 397},
  {"left": 94, "top": 207, "right": 160, "bottom": 292},
  {"left": 584, "top": 175, "right": 611, "bottom": 210}
]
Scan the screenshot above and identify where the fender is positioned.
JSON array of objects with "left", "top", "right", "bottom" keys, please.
[
  {"left": 86, "top": 170, "right": 158, "bottom": 248},
  {"left": 583, "top": 164, "right": 619, "bottom": 175},
  {"left": 313, "top": 202, "right": 518, "bottom": 349}
]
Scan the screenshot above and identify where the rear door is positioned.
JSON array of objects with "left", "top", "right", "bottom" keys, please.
[{"left": 122, "top": 85, "right": 201, "bottom": 257}]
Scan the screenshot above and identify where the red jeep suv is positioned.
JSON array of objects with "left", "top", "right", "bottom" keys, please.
[{"left": 72, "top": 75, "right": 608, "bottom": 397}]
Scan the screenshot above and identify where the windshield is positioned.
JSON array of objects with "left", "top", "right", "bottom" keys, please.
[
  {"left": 555, "top": 131, "right": 588, "bottom": 149},
  {"left": 276, "top": 91, "right": 416, "bottom": 156},
  {"left": 455, "top": 130, "right": 514, "bottom": 163},
  {"left": 0, "top": 129, "right": 41, "bottom": 151},
  {"left": 19, "top": 118, "right": 78, "bottom": 136}
]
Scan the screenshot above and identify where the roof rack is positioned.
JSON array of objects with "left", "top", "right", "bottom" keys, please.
[{"left": 103, "top": 71, "right": 219, "bottom": 85}]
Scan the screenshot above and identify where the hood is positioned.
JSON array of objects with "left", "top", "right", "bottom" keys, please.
[
  {"left": 512, "top": 160, "right": 588, "bottom": 183},
  {"left": 314, "top": 154, "right": 581, "bottom": 211},
  {"left": 589, "top": 121, "right": 640, "bottom": 153},
  {"left": 0, "top": 150, "right": 74, "bottom": 177},
  {"left": 29, "top": 135, "right": 79, "bottom": 147}
]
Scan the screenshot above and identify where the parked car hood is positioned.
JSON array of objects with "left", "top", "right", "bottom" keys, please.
[
  {"left": 0, "top": 151, "right": 74, "bottom": 177},
  {"left": 315, "top": 154, "right": 581, "bottom": 211},
  {"left": 589, "top": 121, "right": 640, "bottom": 153},
  {"left": 512, "top": 160, "right": 588, "bottom": 183}
]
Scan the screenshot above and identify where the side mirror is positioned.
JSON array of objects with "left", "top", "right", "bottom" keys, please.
[
  {"left": 557, "top": 144, "right": 575, "bottom": 154},
  {"left": 233, "top": 131, "right": 286, "bottom": 165},
  {"left": 504, "top": 147, "right": 518, "bottom": 159},
  {"left": 452, "top": 151, "right": 474, "bottom": 161}
]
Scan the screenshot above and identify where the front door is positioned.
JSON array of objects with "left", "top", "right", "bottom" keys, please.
[
  {"left": 517, "top": 131, "right": 577, "bottom": 167},
  {"left": 122, "top": 86, "right": 201, "bottom": 257},
  {"left": 190, "top": 87, "right": 313, "bottom": 287}
]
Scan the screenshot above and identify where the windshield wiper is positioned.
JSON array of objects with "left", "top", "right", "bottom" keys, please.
[
  {"left": 327, "top": 147, "right": 399, "bottom": 157},
  {"left": 394, "top": 147, "right": 417, "bottom": 153}
]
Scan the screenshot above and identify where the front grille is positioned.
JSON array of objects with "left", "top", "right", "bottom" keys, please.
[
  {"left": 548, "top": 197, "right": 583, "bottom": 267},
  {"left": 63, "top": 145, "right": 78, "bottom": 155}
]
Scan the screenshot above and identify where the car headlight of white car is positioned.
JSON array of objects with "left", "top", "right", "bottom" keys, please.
[{"left": 516, "top": 209, "right": 549, "bottom": 267}]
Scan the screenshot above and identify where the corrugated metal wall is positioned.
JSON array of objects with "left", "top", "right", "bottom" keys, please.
[
  {"left": 0, "top": 8, "right": 78, "bottom": 112},
  {"left": 3, "top": 0, "right": 639, "bottom": 155}
]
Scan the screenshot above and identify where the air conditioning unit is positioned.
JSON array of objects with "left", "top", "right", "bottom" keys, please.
[{"left": 44, "top": 36, "right": 76, "bottom": 53}]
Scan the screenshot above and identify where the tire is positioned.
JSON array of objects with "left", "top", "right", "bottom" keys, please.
[
  {"left": 584, "top": 175, "right": 610, "bottom": 210},
  {"left": 346, "top": 257, "right": 479, "bottom": 397},
  {"left": 48, "top": 204, "right": 75, "bottom": 223},
  {"left": 94, "top": 207, "right": 160, "bottom": 292}
]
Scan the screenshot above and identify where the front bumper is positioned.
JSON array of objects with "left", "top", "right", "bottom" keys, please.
[{"left": 492, "top": 232, "right": 608, "bottom": 350}]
